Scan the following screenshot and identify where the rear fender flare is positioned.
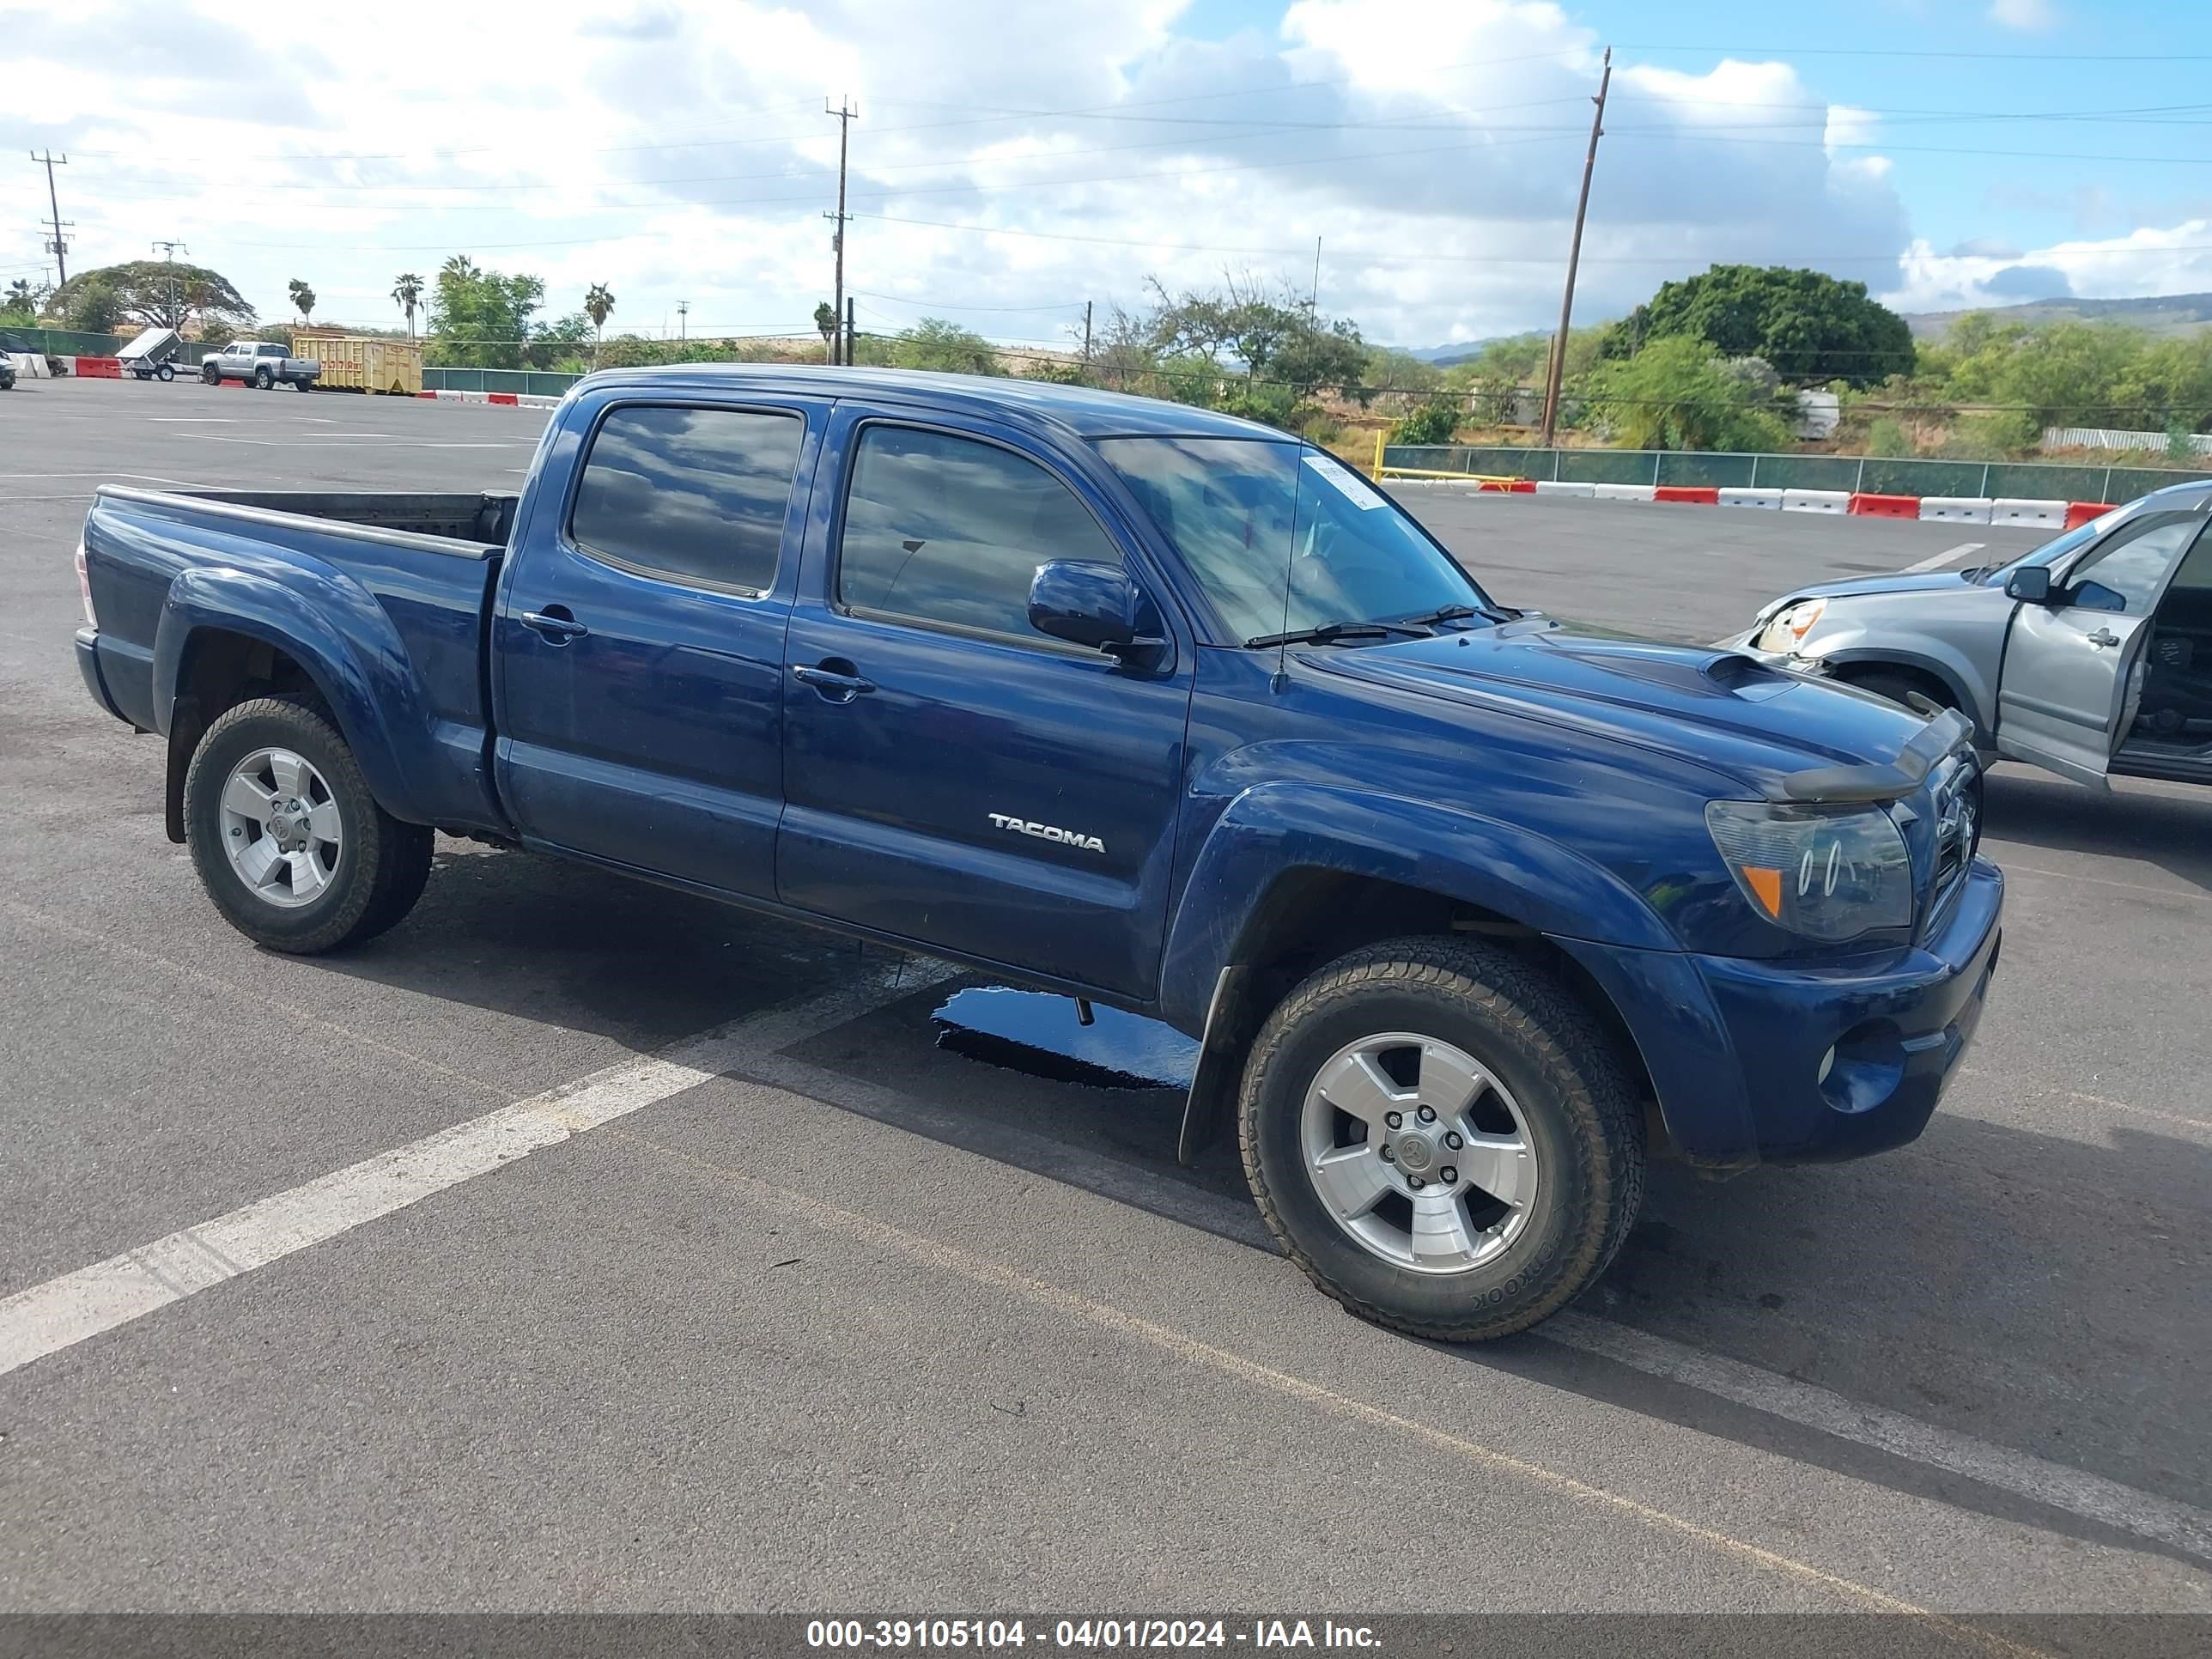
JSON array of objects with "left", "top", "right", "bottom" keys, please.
[{"left": 153, "top": 566, "right": 437, "bottom": 824}]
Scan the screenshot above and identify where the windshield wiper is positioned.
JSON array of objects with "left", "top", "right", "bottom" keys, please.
[
  {"left": 1244, "top": 619, "right": 1432, "bottom": 649},
  {"left": 1398, "top": 602, "right": 1514, "bottom": 628}
]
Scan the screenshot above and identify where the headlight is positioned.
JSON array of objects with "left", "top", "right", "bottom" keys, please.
[
  {"left": 1756, "top": 598, "right": 1826, "bottom": 653},
  {"left": 1705, "top": 799, "right": 1914, "bottom": 941}
]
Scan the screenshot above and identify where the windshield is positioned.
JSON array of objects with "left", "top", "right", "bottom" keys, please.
[
  {"left": 1978, "top": 504, "right": 2129, "bottom": 582},
  {"left": 1095, "top": 435, "right": 1490, "bottom": 643}
]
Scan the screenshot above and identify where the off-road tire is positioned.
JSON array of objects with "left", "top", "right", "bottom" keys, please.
[
  {"left": 1239, "top": 936, "right": 1645, "bottom": 1342},
  {"left": 183, "top": 695, "right": 433, "bottom": 953}
]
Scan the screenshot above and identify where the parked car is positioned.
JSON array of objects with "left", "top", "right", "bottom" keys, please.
[
  {"left": 72, "top": 366, "right": 2002, "bottom": 1341},
  {"left": 1728, "top": 483, "right": 2212, "bottom": 788},
  {"left": 118, "top": 326, "right": 182, "bottom": 382},
  {"left": 0, "top": 356, "right": 14, "bottom": 392},
  {"left": 200, "top": 340, "right": 320, "bottom": 390}
]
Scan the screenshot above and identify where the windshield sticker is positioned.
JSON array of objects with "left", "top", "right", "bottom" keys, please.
[{"left": 1302, "top": 452, "right": 1387, "bottom": 509}]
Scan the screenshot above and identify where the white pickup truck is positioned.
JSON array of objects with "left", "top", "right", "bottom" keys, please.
[{"left": 200, "top": 340, "right": 320, "bottom": 390}]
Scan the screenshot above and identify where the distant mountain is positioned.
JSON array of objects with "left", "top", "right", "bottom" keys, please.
[
  {"left": 1399, "top": 340, "right": 1497, "bottom": 366},
  {"left": 1905, "top": 293, "right": 2212, "bottom": 342}
]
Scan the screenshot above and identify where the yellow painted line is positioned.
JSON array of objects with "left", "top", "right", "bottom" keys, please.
[{"left": 627, "top": 1127, "right": 2057, "bottom": 1658}]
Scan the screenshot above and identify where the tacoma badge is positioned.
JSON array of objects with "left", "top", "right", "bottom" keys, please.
[{"left": 988, "top": 812, "right": 1106, "bottom": 854}]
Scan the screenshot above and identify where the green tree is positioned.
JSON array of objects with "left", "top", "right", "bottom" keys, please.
[
  {"left": 529, "top": 312, "right": 592, "bottom": 370},
  {"left": 1584, "top": 335, "right": 1795, "bottom": 451},
  {"left": 288, "top": 279, "right": 316, "bottom": 325},
  {"left": 813, "top": 301, "right": 839, "bottom": 360},
  {"left": 63, "top": 277, "right": 123, "bottom": 334},
  {"left": 583, "top": 283, "right": 616, "bottom": 366},
  {"left": 50, "top": 260, "right": 254, "bottom": 333},
  {"left": 0, "top": 277, "right": 37, "bottom": 326},
  {"left": 1392, "top": 398, "right": 1464, "bottom": 446},
  {"left": 887, "top": 317, "right": 1002, "bottom": 375},
  {"left": 1607, "top": 264, "right": 1913, "bottom": 388},
  {"left": 426, "top": 256, "right": 546, "bottom": 369},
  {"left": 392, "top": 273, "right": 424, "bottom": 339}
]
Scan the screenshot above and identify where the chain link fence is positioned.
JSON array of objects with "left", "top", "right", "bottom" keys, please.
[
  {"left": 1381, "top": 446, "right": 2211, "bottom": 504},
  {"left": 421, "top": 368, "right": 582, "bottom": 397}
]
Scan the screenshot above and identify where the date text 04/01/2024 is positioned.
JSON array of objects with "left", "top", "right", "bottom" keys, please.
[{"left": 805, "top": 1620, "right": 1381, "bottom": 1650}]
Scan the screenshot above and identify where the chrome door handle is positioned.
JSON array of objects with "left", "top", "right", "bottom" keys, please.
[
  {"left": 792, "top": 663, "right": 877, "bottom": 700},
  {"left": 522, "top": 609, "right": 589, "bottom": 642},
  {"left": 2086, "top": 627, "right": 2121, "bottom": 648}
]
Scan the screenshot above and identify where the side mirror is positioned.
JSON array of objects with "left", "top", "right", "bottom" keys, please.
[
  {"left": 1028, "top": 560, "right": 1165, "bottom": 664},
  {"left": 2005, "top": 565, "right": 2053, "bottom": 604}
]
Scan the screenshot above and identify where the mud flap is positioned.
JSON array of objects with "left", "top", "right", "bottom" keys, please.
[{"left": 1177, "top": 963, "right": 1257, "bottom": 1166}]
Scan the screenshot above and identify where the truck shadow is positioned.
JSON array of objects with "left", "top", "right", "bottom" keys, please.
[
  {"left": 295, "top": 840, "right": 891, "bottom": 1049},
  {"left": 1982, "top": 764, "right": 2212, "bottom": 900},
  {"left": 294, "top": 835, "right": 2209, "bottom": 1571}
]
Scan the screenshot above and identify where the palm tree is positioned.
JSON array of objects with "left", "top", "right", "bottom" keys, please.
[
  {"left": 583, "top": 283, "right": 615, "bottom": 368},
  {"left": 287, "top": 279, "right": 316, "bottom": 326},
  {"left": 392, "top": 272, "right": 423, "bottom": 340}
]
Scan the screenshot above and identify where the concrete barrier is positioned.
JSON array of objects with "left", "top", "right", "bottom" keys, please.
[
  {"left": 1719, "top": 487, "right": 1783, "bottom": 509},
  {"left": 1920, "top": 496, "right": 1995, "bottom": 524},
  {"left": 1992, "top": 498, "right": 2067, "bottom": 528},
  {"left": 5, "top": 351, "right": 47, "bottom": 378},
  {"left": 1782, "top": 489, "right": 1850, "bottom": 514},
  {"left": 1849, "top": 493, "right": 1920, "bottom": 518},
  {"left": 72, "top": 356, "right": 122, "bottom": 379},
  {"left": 2064, "top": 501, "right": 2112, "bottom": 529},
  {"left": 1593, "top": 483, "right": 1657, "bottom": 502},
  {"left": 1655, "top": 485, "right": 1720, "bottom": 505},
  {"left": 1533, "top": 480, "right": 1595, "bottom": 496}
]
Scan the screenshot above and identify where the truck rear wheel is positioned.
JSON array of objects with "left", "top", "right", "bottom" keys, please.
[
  {"left": 183, "top": 696, "right": 433, "bottom": 954},
  {"left": 1239, "top": 937, "right": 1644, "bottom": 1342},
  {"left": 253, "top": 366, "right": 274, "bottom": 390}
]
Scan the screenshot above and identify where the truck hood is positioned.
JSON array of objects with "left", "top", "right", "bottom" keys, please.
[
  {"left": 1307, "top": 619, "right": 1931, "bottom": 799},
  {"left": 1760, "top": 568, "right": 1989, "bottom": 610}
]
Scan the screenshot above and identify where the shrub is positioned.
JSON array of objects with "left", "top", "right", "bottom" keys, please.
[
  {"left": 1867, "top": 417, "right": 1914, "bottom": 458},
  {"left": 1391, "top": 398, "right": 1463, "bottom": 447}
]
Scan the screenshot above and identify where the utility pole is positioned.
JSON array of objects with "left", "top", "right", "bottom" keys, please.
[
  {"left": 152, "top": 240, "right": 187, "bottom": 329},
  {"left": 1082, "top": 300, "right": 1093, "bottom": 380},
  {"left": 823, "top": 96, "right": 857, "bottom": 365},
  {"left": 31, "top": 150, "right": 69, "bottom": 285},
  {"left": 1310, "top": 237, "right": 1322, "bottom": 312},
  {"left": 676, "top": 301, "right": 688, "bottom": 343},
  {"left": 1539, "top": 47, "right": 1610, "bottom": 447}
]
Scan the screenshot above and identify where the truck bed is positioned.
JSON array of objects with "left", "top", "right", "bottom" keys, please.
[
  {"left": 162, "top": 489, "right": 522, "bottom": 547},
  {"left": 80, "top": 486, "right": 516, "bottom": 834}
]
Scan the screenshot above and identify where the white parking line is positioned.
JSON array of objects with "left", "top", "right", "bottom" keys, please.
[
  {"left": 0, "top": 958, "right": 951, "bottom": 1380},
  {"left": 1903, "top": 540, "right": 1985, "bottom": 574},
  {"left": 1547, "top": 1311, "right": 2212, "bottom": 1559}
]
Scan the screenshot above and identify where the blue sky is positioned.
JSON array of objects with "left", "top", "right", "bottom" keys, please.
[{"left": 6, "top": 0, "right": 2209, "bottom": 348}]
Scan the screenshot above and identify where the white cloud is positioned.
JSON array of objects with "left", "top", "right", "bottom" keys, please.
[
  {"left": 1, "top": 0, "right": 1926, "bottom": 346},
  {"left": 1885, "top": 219, "right": 2212, "bottom": 313},
  {"left": 1986, "top": 0, "right": 2060, "bottom": 30}
]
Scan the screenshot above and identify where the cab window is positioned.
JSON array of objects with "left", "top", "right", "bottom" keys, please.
[
  {"left": 836, "top": 425, "right": 1121, "bottom": 641},
  {"left": 2066, "top": 516, "right": 2204, "bottom": 615}
]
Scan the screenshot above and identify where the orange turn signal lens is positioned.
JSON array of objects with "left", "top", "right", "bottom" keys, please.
[{"left": 1741, "top": 865, "right": 1784, "bottom": 918}]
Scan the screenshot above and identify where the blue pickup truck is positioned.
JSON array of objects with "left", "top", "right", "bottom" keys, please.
[{"left": 74, "top": 365, "right": 2003, "bottom": 1340}]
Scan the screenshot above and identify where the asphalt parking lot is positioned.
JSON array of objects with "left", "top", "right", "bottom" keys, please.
[{"left": 3, "top": 377, "right": 2209, "bottom": 1629}]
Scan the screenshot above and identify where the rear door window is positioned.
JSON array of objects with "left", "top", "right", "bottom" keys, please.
[
  {"left": 568, "top": 404, "right": 805, "bottom": 592},
  {"left": 836, "top": 424, "right": 1121, "bottom": 640}
]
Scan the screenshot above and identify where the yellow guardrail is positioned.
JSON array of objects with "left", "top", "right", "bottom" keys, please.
[{"left": 1369, "top": 432, "right": 1524, "bottom": 486}]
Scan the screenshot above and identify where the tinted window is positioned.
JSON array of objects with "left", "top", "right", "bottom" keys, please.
[
  {"left": 2069, "top": 516, "right": 2203, "bottom": 616},
  {"left": 838, "top": 426, "right": 1120, "bottom": 638},
  {"left": 570, "top": 405, "right": 804, "bottom": 592}
]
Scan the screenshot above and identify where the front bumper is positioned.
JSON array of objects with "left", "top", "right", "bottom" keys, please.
[{"left": 1559, "top": 858, "right": 2003, "bottom": 1166}]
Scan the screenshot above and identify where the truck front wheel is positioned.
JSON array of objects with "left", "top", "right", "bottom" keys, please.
[
  {"left": 183, "top": 696, "right": 434, "bottom": 954},
  {"left": 201, "top": 364, "right": 220, "bottom": 385},
  {"left": 1239, "top": 937, "right": 1644, "bottom": 1342}
]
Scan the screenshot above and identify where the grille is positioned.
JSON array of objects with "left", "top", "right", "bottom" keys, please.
[{"left": 1928, "top": 755, "right": 1979, "bottom": 918}]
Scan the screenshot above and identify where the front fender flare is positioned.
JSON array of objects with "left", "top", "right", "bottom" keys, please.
[
  {"left": 1158, "top": 781, "right": 1680, "bottom": 1030},
  {"left": 153, "top": 566, "right": 439, "bottom": 824}
]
